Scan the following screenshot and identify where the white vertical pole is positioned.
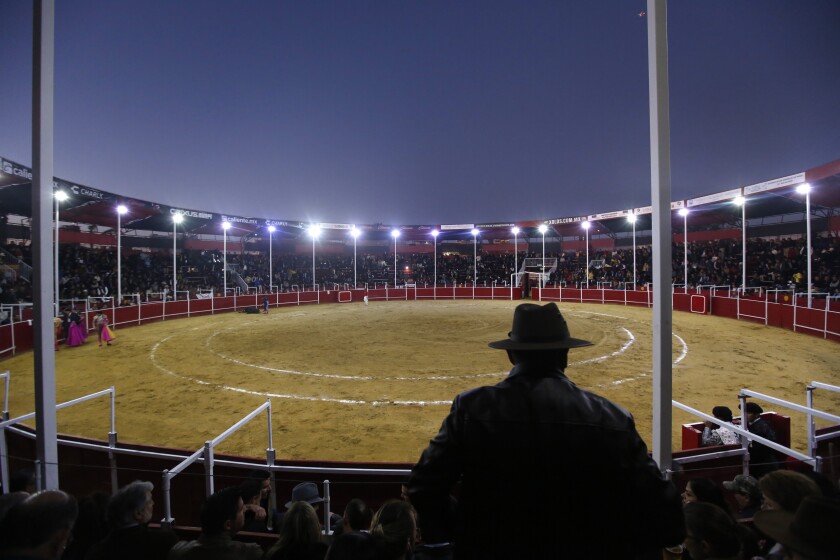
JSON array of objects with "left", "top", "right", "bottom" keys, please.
[
  {"left": 585, "top": 228, "right": 590, "bottom": 289},
  {"left": 54, "top": 196, "right": 60, "bottom": 315},
  {"left": 33, "top": 0, "right": 59, "bottom": 489},
  {"left": 223, "top": 227, "right": 228, "bottom": 295},
  {"left": 805, "top": 189, "right": 812, "bottom": 307},
  {"left": 117, "top": 209, "right": 122, "bottom": 304},
  {"left": 683, "top": 211, "right": 689, "bottom": 293},
  {"left": 268, "top": 227, "right": 274, "bottom": 293},
  {"left": 353, "top": 235, "right": 357, "bottom": 289},
  {"left": 514, "top": 230, "right": 518, "bottom": 278},
  {"left": 312, "top": 237, "right": 316, "bottom": 291},
  {"left": 647, "top": 0, "right": 673, "bottom": 471},
  {"left": 172, "top": 221, "right": 177, "bottom": 301},
  {"left": 632, "top": 217, "right": 637, "bottom": 288},
  {"left": 394, "top": 237, "right": 398, "bottom": 288},
  {"left": 742, "top": 199, "right": 747, "bottom": 293}
]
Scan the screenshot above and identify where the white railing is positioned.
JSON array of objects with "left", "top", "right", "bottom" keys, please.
[
  {"left": 0, "top": 387, "right": 116, "bottom": 494},
  {"left": 806, "top": 382, "right": 840, "bottom": 458}
]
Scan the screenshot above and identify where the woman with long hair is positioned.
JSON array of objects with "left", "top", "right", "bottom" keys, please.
[
  {"left": 266, "top": 501, "right": 327, "bottom": 560},
  {"left": 369, "top": 500, "right": 417, "bottom": 560}
]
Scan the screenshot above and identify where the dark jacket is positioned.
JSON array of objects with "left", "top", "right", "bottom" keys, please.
[
  {"left": 85, "top": 524, "right": 178, "bottom": 560},
  {"left": 408, "top": 362, "right": 684, "bottom": 559}
]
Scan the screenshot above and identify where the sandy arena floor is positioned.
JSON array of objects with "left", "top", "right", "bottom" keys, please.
[{"left": 3, "top": 300, "right": 839, "bottom": 463}]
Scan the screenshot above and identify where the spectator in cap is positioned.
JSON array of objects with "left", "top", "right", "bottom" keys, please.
[
  {"left": 752, "top": 496, "right": 840, "bottom": 560},
  {"left": 740, "top": 401, "right": 780, "bottom": 477},
  {"left": 701, "top": 406, "right": 740, "bottom": 447},
  {"left": 280, "top": 483, "right": 340, "bottom": 535},
  {"left": 408, "top": 302, "right": 684, "bottom": 558},
  {"left": 722, "top": 474, "right": 762, "bottom": 520}
]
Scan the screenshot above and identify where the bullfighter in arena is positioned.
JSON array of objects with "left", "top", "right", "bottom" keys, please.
[{"left": 408, "top": 302, "right": 684, "bottom": 558}]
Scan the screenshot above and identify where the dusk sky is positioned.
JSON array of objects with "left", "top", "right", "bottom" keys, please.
[{"left": 1, "top": 1, "right": 838, "bottom": 226}]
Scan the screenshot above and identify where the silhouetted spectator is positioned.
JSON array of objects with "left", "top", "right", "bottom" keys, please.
[
  {"left": 722, "top": 474, "right": 762, "bottom": 520},
  {"left": 167, "top": 486, "right": 262, "bottom": 560},
  {"left": 408, "top": 303, "right": 684, "bottom": 558},
  {"left": 86, "top": 481, "right": 177, "bottom": 560},
  {"left": 681, "top": 478, "right": 731, "bottom": 516},
  {"left": 369, "top": 500, "right": 418, "bottom": 560},
  {"left": 0, "top": 490, "right": 78, "bottom": 559},
  {"left": 741, "top": 402, "right": 780, "bottom": 477},
  {"left": 265, "top": 501, "right": 328, "bottom": 560},
  {"left": 753, "top": 496, "right": 840, "bottom": 560}
]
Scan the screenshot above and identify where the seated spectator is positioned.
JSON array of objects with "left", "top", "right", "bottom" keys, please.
[
  {"left": 325, "top": 531, "right": 382, "bottom": 560},
  {"left": 280, "top": 482, "right": 340, "bottom": 534},
  {"left": 682, "top": 502, "right": 747, "bottom": 560},
  {"left": 757, "top": 470, "right": 822, "bottom": 560},
  {"left": 337, "top": 498, "right": 372, "bottom": 535},
  {"left": 265, "top": 501, "right": 328, "bottom": 560},
  {"left": 239, "top": 479, "right": 271, "bottom": 533},
  {"left": 752, "top": 495, "right": 840, "bottom": 560},
  {"left": 245, "top": 469, "right": 280, "bottom": 530},
  {"left": 722, "top": 474, "right": 762, "bottom": 520},
  {"left": 681, "top": 478, "right": 731, "bottom": 515},
  {"left": 86, "top": 480, "right": 177, "bottom": 560},
  {"left": 369, "top": 500, "right": 418, "bottom": 560},
  {"left": 0, "top": 490, "right": 78, "bottom": 560},
  {"left": 167, "top": 486, "right": 263, "bottom": 560},
  {"left": 701, "top": 406, "right": 740, "bottom": 447}
]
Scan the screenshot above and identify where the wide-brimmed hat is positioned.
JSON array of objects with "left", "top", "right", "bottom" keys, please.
[
  {"left": 722, "top": 474, "right": 760, "bottom": 499},
  {"left": 753, "top": 496, "right": 840, "bottom": 560},
  {"left": 742, "top": 402, "right": 763, "bottom": 415},
  {"left": 488, "top": 303, "right": 592, "bottom": 350},
  {"left": 285, "top": 482, "right": 324, "bottom": 509}
]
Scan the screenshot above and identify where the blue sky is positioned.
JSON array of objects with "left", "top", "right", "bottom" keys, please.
[{"left": 1, "top": 1, "right": 838, "bottom": 225}]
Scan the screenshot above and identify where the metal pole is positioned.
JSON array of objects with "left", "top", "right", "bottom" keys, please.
[
  {"left": 632, "top": 217, "right": 637, "bottom": 288},
  {"left": 394, "top": 236, "right": 397, "bottom": 288},
  {"left": 742, "top": 198, "right": 746, "bottom": 293},
  {"left": 805, "top": 189, "right": 812, "bottom": 307},
  {"left": 117, "top": 210, "right": 122, "bottom": 305},
  {"left": 268, "top": 228, "right": 273, "bottom": 293},
  {"left": 585, "top": 228, "right": 590, "bottom": 289},
  {"left": 54, "top": 196, "right": 59, "bottom": 316},
  {"left": 473, "top": 233, "right": 477, "bottom": 298},
  {"left": 33, "top": 0, "right": 60, "bottom": 489},
  {"left": 541, "top": 232, "right": 545, "bottom": 286},
  {"left": 312, "top": 237, "right": 316, "bottom": 291},
  {"left": 684, "top": 211, "right": 688, "bottom": 293},
  {"left": 647, "top": 0, "right": 674, "bottom": 471},
  {"left": 223, "top": 228, "right": 227, "bottom": 295},
  {"left": 172, "top": 221, "right": 177, "bottom": 301},
  {"left": 433, "top": 233, "right": 437, "bottom": 298},
  {"left": 514, "top": 230, "right": 518, "bottom": 279},
  {"left": 353, "top": 235, "right": 357, "bottom": 290}
]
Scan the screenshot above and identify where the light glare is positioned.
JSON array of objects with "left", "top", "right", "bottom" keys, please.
[
  {"left": 678, "top": 208, "right": 689, "bottom": 217},
  {"left": 222, "top": 221, "right": 231, "bottom": 230},
  {"left": 55, "top": 191, "right": 68, "bottom": 201},
  {"left": 796, "top": 183, "right": 811, "bottom": 194},
  {"left": 627, "top": 214, "right": 636, "bottom": 223},
  {"left": 308, "top": 224, "right": 320, "bottom": 238},
  {"left": 117, "top": 204, "right": 128, "bottom": 214},
  {"left": 538, "top": 224, "right": 548, "bottom": 234},
  {"left": 172, "top": 213, "right": 184, "bottom": 224},
  {"left": 582, "top": 221, "right": 590, "bottom": 230},
  {"left": 431, "top": 229, "right": 439, "bottom": 238},
  {"left": 511, "top": 226, "right": 520, "bottom": 235},
  {"left": 733, "top": 196, "right": 745, "bottom": 206},
  {"left": 350, "top": 226, "right": 360, "bottom": 238},
  {"left": 471, "top": 228, "right": 479, "bottom": 236},
  {"left": 391, "top": 229, "right": 400, "bottom": 238}
]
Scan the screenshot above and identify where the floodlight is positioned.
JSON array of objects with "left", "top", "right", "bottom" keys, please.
[
  {"left": 308, "top": 224, "right": 320, "bottom": 238},
  {"left": 796, "top": 183, "right": 811, "bottom": 194},
  {"left": 471, "top": 228, "right": 479, "bottom": 236},
  {"left": 268, "top": 225, "right": 276, "bottom": 233},
  {"left": 117, "top": 204, "right": 128, "bottom": 215},
  {"left": 173, "top": 213, "right": 184, "bottom": 224},
  {"left": 582, "top": 221, "right": 591, "bottom": 230},
  {"left": 538, "top": 224, "right": 548, "bottom": 234},
  {"left": 733, "top": 196, "right": 745, "bottom": 207},
  {"left": 222, "top": 221, "right": 231, "bottom": 230},
  {"left": 350, "top": 226, "right": 360, "bottom": 238},
  {"left": 678, "top": 208, "right": 689, "bottom": 217},
  {"left": 627, "top": 214, "right": 636, "bottom": 223},
  {"left": 391, "top": 229, "right": 400, "bottom": 238},
  {"left": 511, "top": 226, "right": 520, "bottom": 235},
  {"left": 431, "top": 229, "right": 439, "bottom": 238},
  {"left": 55, "top": 191, "right": 68, "bottom": 202}
]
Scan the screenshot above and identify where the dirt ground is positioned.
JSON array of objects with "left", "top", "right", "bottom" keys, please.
[{"left": 3, "top": 300, "right": 839, "bottom": 464}]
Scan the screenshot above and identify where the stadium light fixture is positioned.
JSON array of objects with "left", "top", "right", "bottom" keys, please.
[
  {"left": 222, "top": 221, "right": 231, "bottom": 296},
  {"left": 511, "top": 226, "right": 520, "bottom": 286},
  {"left": 54, "top": 191, "right": 68, "bottom": 316},
  {"left": 351, "top": 226, "right": 360, "bottom": 289},
  {"left": 627, "top": 214, "right": 637, "bottom": 289},
  {"left": 678, "top": 208, "right": 689, "bottom": 293},
  {"left": 538, "top": 224, "right": 548, "bottom": 289},
  {"left": 116, "top": 204, "right": 128, "bottom": 305},
  {"left": 582, "top": 221, "right": 591, "bottom": 289},
  {"left": 172, "top": 213, "right": 183, "bottom": 301},
  {"left": 797, "top": 183, "right": 813, "bottom": 306},
  {"left": 733, "top": 196, "right": 747, "bottom": 293},
  {"left": 391, "top": 229, "right": 400, "bottom": 288},
  {"left": 267, "top": 225, "right": 276, "bottom": 293},
  {"left": 309, "top": 224, "right": 320, "bottom": 292},
  {"left": 431, "top": 230, "right": 439, "bottom": 298},
  {"left": 471, "top": 229, "right": 479, "bottom": 298}
]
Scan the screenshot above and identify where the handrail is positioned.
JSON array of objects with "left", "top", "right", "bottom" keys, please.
[
  {"left": 738, "top": 390, "right": 840, "bottom": 425},
  {"left": 0, "top": 387, "right": 115, "bottom": 493},
  {"left": 805, "top": 382, "right": 840, "bottom": 457},
  {"left": 672, "top": 400, "right": 817, "bottom": 472},
  {"left": 1, "top": 371, "right": 8, "bottom": 421},
  {"left": 162, "top": 399, "right": 272, "bottom": 526}
]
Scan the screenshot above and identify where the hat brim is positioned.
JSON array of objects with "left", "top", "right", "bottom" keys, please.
[
  {"left": 488, "top": 337, "right": 593, "bottom": 350},
  {"left": 285, "top": 496, "right": 324, "bottom": 509},
  {"left": 752, "top": 511, "right": 831, "bottom": 560}
]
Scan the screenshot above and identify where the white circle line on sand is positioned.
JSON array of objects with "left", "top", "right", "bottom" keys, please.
[
  {"left": 591, "top": 332, "right": 689, "bottom": 388},
  {"left": 202, "top": 324, "right": 636, "bottom": 380}
]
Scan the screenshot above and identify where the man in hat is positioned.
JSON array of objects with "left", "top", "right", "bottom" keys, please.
[
  {"left": 741, "top": 401, "right": 780, "bottom": 477},
  {"left": 408, "top": 302, "right": 684, "bottom": 558},
  {"left": 753, "top": 495, "right": 840, "bottom": 560},
  {"left": 701, "top": 406, "right": 740, "bottom": 447},
  {"left": 722, "top": 474, "right": 762, "bottom": 520},
  {"left": 279, "top": 482, "right": 340, "bottom": 533}
]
